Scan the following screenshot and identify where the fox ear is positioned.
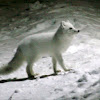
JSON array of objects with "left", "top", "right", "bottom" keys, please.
[
  {"left": 61, "top": 21, "right": 65, "bottom": 25},
  {"left": 60, "top": 21, "right": 64, "bottom": 27},
  {"left": 60, "top": 21, "right": 66, "bottom": 30}
]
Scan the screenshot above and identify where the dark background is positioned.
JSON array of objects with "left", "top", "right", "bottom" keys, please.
[{"left": 0, "top": 0, "right": 100, "bottom": 4}]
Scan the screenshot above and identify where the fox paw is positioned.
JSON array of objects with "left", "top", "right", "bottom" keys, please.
[
  {"left": 56, "top": 70, "right": 61, "bottom": 73},
  {"left": 54, "top": 70, "right": 61, "bottom": 75},
  {"left": 28, "top": 75, "right": 35, "bottom": 79},
  {"left": 34, "top": 73, "right": 39, "bottom": 76},
  {"left": 65, "top": 69, "right": 72, "bottom": 71}
]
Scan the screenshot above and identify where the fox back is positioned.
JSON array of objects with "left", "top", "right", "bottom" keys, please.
[{"left": 19, "top": 21, "right": 79, "bottom": 58}]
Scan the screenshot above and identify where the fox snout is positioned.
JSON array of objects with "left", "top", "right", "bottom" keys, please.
[
  {"left": 69, "top": 27, "right": 80, "bottom": 33},
  {"left": 74, "top": 30, "right": 80, "bottom": 33},
  {"left": 73, "top": 29, "right": 80, "bottom": 33}
]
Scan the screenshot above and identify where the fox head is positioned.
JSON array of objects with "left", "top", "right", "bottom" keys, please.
[
  {"left": 54, "top": 20, "right": 80, "bottom": 52},
  {"left": 60, "top": 20, "right": 80, "bottom": 35}
]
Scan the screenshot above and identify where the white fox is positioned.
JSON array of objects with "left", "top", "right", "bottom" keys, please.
[{"left": 0, "top": 21, "right": 80, "bottom": 78}]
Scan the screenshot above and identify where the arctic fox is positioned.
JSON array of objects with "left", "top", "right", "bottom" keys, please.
[{"left": 0, "top": 21, "right": 80, "bottom": 78}]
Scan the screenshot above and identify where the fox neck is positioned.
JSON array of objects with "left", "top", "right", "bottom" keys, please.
[
  {"left": 53, "top": 27, "right": 66, "bottom": 52},
  {"left": 53, "top": 26, "right": 74, "bottom": 52},
  {"left": 53, "top": 26, "right": 64, "bottom": 41},
  {"left": 53, "top": 25, "right": 68, "bottom": 43}
]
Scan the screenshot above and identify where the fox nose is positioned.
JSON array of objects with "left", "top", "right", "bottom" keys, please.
[{"left": 74, "top": 30, "right": 80, "bottom": 32}]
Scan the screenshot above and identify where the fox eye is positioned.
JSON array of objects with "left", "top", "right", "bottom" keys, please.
[{"left": 69, "top": 27, "right": 72, "bottom": 30}]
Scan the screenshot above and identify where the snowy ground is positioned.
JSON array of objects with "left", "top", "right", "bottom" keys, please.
[{"left": 0, "top": 1, "right": 100, "bottom": 100}]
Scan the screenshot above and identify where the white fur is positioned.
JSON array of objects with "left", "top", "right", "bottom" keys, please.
[{"left": 0, "top": 21, "right": 79, "bottom": 77}]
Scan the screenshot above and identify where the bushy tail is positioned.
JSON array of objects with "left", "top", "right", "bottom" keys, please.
[{"left": 0, "top": 47, "right": 25, "bottom": 75}]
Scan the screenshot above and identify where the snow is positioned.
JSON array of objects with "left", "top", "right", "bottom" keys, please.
[{"left": 0, "top": 1, "right": 100, "bottom": 100}]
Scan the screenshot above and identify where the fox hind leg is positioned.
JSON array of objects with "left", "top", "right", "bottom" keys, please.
[
  {"left": 26, "top": 57, "right": 37, "bottom": 78},
  {"left": 26, "top": 63, "right": 34, "bottom": 78}
]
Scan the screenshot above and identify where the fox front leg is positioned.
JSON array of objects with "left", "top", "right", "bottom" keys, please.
[
  {"left": 52, "top": 57, "right": 62, "bottom": 75},
  {"left": 52, "top": 57, "right": 58, "bottom": 75},
  {"left": 55, "top": 53, "right": 70, "bottom": 72}
]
